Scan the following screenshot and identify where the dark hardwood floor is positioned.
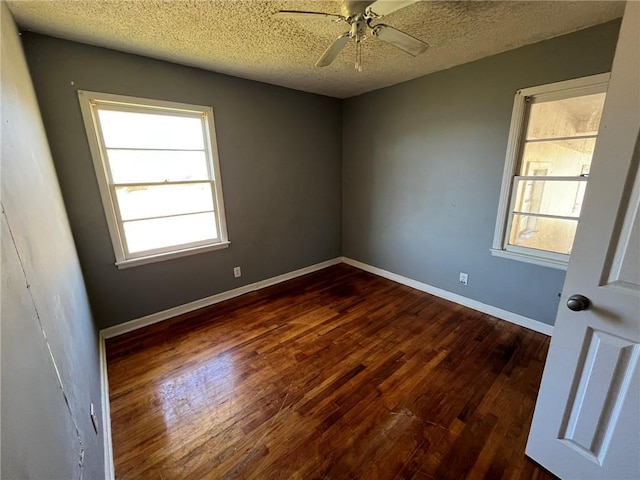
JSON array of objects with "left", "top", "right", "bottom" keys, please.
[{"left": 106, "top": 264, "right": 556, "bottom": 479}]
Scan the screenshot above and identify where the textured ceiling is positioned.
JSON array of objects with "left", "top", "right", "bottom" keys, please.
[{"left": 7, "top": 1, "right": 624, "bottom": 98}]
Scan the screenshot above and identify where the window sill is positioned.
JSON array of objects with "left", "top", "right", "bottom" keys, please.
[
  {"left": 490, "top": 248, "right": 568, "bottom": 271},
  {"left": 116, "top": 241, "right": 230, "bottom": 269}
]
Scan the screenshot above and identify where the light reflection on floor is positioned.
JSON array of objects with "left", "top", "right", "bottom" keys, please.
[{"left": 156, "top": 352, "right": 237, "bottom": 435}]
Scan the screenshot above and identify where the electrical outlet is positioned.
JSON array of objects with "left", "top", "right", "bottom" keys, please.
[
  {"left": 233, "top": 266, "right": 241, "bottom": 278},
  {"left": 459, "top": 272, "right": 469, "bottom": 285},
  {"left": 90, "top": 403, "right": 98, "bottom": 434}
]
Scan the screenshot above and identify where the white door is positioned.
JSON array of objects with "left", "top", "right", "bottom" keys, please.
[{"left": 526, "top": 2, "right": 640, "bottom": 479}]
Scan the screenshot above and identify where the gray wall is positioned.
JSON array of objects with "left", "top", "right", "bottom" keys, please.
[
  {"left": 342, "top": 20, "right": 621, "bottom": 325},
  {"left": 22, "top": 34, "right": 343, "bottom": 329},
  {"left": 1, "top": 5, "right": 104, "bottom": 479}
]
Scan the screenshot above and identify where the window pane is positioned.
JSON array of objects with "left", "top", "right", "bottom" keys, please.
[
  {"left": 513, "top": 179, "right": 586, "bottom": 218},
  {"left": 508, "top": 214, "right": 578, "bottom": 254},
  {"left": 519, "top": 138, "right": 595, "bottom": 176},
  {"left": 525, "top": 93, "right": 606, "bottom": 140},
  {"left": 107, "top": 149, "right": 210, "bottom": 183},
  {"left": 123, "top": 212, "right": 218, "bottom": 253},
  {"left": 116, "top": 183, "right": 214, "bottom": 221},
  {"left": 97, "top": 109, "right": 204, "bottom": 150}
]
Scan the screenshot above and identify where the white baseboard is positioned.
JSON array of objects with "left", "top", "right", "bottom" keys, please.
[
  {"left": 100, "top": 254, "right": 553, "bottom": 341},
  {"left": 99, "top": 257, "right": 342, "bottom": 339},
  {"left": 341, "top": 257, "right": 554, "bottom": 336},
  {"left": 99, "top": 333, "right": 115, "bottom": 480}
]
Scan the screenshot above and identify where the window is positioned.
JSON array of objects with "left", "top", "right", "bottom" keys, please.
[
  {"left": 78, "top": 91, "right": 229, "bottom": 269},
  {"left": 491, "top": 74, "right": 609, "bottom": 269}
]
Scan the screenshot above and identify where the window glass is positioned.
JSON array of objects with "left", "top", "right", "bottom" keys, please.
[
  {"left": 123, "top": 212, "right": 218, "bottom": 253},
  {"left": 509, "top": 215, "right": 578, "bottom": 255},
  {"left": 508, "top": 91, "right": 605, "bottom": 255},
  {"left": 513, "top": 179, "right": 586, "bottom": 218},
  {"left": 525, "top": 93, "right": 606, "bottom": 140},
  {"left": 519, "top": 139, "right": 596, "bottom": 177},
  {"left": 97, "top": 109, "right": 204, "bottom": 150},
  {"left": 107, "top": 150, "right": 210, "bottom": 183},
  {"left": 115, "top": 183, "right": 214, "bottom": 221}
]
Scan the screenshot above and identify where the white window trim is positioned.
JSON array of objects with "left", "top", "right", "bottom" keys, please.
[
  {"left": 491, "top": 73, "right": 610, "bottom": 270},
  {"left": 78, "top": 91, "right": 229, "bottom": 269}
]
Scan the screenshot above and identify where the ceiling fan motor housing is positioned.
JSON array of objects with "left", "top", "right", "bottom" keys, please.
[
  {"left": 350, "top": 20, "right": 367, "bottom": 41},
  {"left": 341, "top": 1, "right": 375, "bottom": 17}
]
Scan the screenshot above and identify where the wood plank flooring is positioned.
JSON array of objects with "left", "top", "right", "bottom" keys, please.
[{"left": 106, "top": 264, "right": 556, "bottom": 479}]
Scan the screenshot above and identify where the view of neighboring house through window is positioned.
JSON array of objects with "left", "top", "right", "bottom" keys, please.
[
  {"left": 492, "top": 74, "right": 609, "bottom": 269},
  {"left": 78, "top": 91, "right": 229, "bottom": 268}
]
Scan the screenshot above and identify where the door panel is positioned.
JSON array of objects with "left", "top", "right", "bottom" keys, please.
[
  {"left": 606, "top": 173, "right": 640, "bottom": 290},
  {"left": 559, "top": 329, "right": 639, "bottom": 462}
]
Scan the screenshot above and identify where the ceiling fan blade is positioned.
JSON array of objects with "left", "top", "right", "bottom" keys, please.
[
  {"left": 315, "top": 33, "right": 351, "bottom": 67},
  {"left": 274, "top": 10, "right": 343, "bottom": 21},
  {"left": 371, "top": 24, "right": 428, "bottom": 56},
  {"left": 316, "top": 32, "right": 349, "bottom": 67},
  {"left": 366, "top": 0, "right": 421, "bottom": 18}
]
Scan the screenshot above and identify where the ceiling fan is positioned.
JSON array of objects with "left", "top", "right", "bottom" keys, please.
[{"left": 273, "top": 0, "right": 428, "bottom": 71}]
